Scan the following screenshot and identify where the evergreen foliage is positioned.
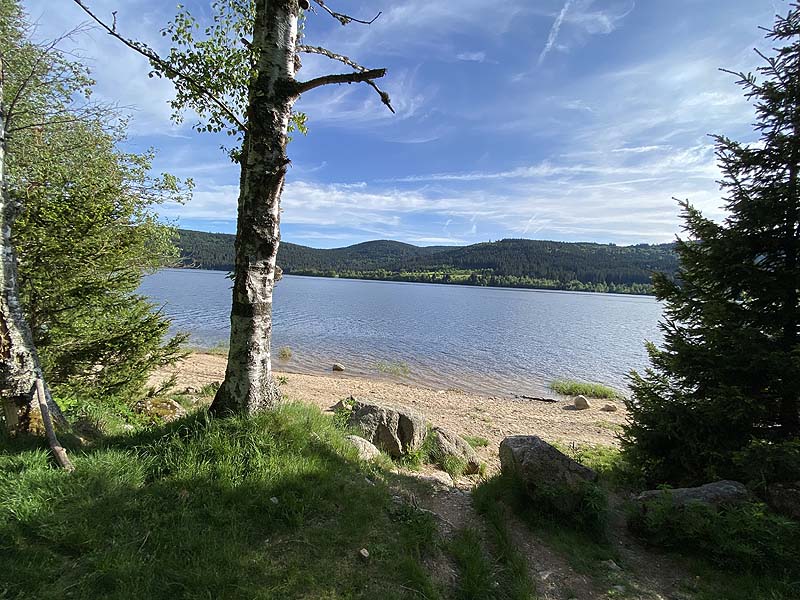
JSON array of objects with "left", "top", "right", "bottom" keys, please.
[
  {"left": 2, "top": 0, "right": 190, "bottom": 418},
  {"left": 177, "top": 228, "right": 676, "bottom": 295},
  {"left": 623, "top": 6, "right": 800, "bottom": 485}
]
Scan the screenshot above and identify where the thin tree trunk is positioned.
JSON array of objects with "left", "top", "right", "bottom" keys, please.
[
  {"left": 210, "top": 0, "right": 299, "bottom": 415},
  {"left": 0, "top": 56, "right": 66, "bottom": 435}
]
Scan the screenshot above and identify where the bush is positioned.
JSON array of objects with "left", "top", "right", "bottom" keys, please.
[
  {"left": 278, "top": 346, "right": 293, "bottom": 361},
  {"left": 476, "top": 472, "right": 608, "bottom": 541},
  {"left": 629, "top": 495, "right": 800, "bottom": 576},
  {"left": 734, "top": 439, "right": 800, "bottom": 491}
]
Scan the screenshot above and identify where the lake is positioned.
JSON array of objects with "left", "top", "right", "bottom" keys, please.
[{"left": 139, "top": 269, "right": 663, "bottom": 398}]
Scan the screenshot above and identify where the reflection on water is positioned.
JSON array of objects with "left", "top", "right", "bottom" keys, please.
[{"left": 139, "top": 269, "right": 663, "bottom": 397}]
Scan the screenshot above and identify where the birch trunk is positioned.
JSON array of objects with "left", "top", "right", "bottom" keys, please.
[
  {"left": 210, "top": 0, "right": 299, "bottom": 415},
  {"left": 0, "top": 57, "right": 65, "bottom": 434}
]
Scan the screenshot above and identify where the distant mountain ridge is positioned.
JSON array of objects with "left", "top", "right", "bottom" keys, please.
[{"left": 175, "top": 229, "right": 678, "bottom": 295}]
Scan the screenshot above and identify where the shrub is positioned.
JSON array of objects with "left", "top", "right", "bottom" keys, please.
[
  {"left": 277, "top": 346, "right": 292, "bottom": 361},
  {"left": 476, "top": 472, "right": 608, "bottom": 541},
  {"left": 629, "top": 495, "right": 800, "bottom": 576}
]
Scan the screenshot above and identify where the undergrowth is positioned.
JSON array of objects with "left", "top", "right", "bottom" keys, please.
[{"left": 0, "top": 403, "right": 442, "bottom": 599}]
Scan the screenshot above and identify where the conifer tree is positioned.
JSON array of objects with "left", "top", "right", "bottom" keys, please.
[{"left": 624, "top": 4, "right": 800, "bottom": 485}]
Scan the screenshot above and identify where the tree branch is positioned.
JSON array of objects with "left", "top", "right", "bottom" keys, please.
[
  {"left": 296, "top": 68, "right": 394, "bottom": 113},
  {"left": 71, "top": 0, "right": 247, "bottom": 132},
  {"left": 296, "top": 48, "right": 395, "bottom": 113},
  {"left": 311, "top": 0, "right": 381, "bottom": 26},
  {"left": 298, "top": 45, "right": 367, "bottom": 72}
]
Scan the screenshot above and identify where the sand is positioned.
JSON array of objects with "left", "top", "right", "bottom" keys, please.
[{"left": 153, "top": 352, "right": 627, "bottom": 470}]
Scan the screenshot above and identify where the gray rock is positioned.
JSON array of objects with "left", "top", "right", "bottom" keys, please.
[
  {"left": 346, "top": 435, "right": 382, "bottom": 461},
  {"left": 133, "top": 397, "right": 187, "bottom": 423},
  {"left": 415, "top": 470, "right": 454, "bottom": 489},
  {"left": 637, "top": 480, "right": 750, "bottom": 509},
  {"left": 332, "top": 363, "right": 346, "bottom": 372},
  {"left": 430, "top": 427, "right": 483, "bottom": 475},
  {"left": 574, "top": 395, "right": 591, "bottom": 410},
  {"left": 499, "top": 435, "right": 597, "bottom": 495},
  {"left": 347, "top": 400, "right": 427, "bottom": 457},
  {"left": 600, "top": 403, "right": 618, "bottom": 412},
  {"left": 358, "top": 548, "right": 370, "bottom": 561},
  {"left": 767, "top": 482, "right": 800, "bottom": 520}
]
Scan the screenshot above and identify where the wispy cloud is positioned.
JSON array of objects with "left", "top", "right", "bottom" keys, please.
[
  {"left": 456, "top": 51, "right": 488, "bottom": 63},
  {"left": 539, "top": 0, "right": 575, "bottom": 65}
]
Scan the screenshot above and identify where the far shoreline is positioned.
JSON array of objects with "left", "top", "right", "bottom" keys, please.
[{"left": 160, "top": 267, "right": 659, "bottom": 299}]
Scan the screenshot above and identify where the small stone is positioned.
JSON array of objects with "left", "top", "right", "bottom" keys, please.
[
  {"left": 601, "top": 559, "right": 622, "bottom": 572},
  {"left": 270, "top": 497, "right": 279, "bottom": 505},
  {"left": 574, "top": 395, "right": 591, "bottom": 410},
  {"left": 612, "top": 585, "right": 625, "bottom": 593},
  {"left": 332, "top": 363, "right": 346, "bottom": 372},
  {"left": 346, "top": 435, "right": 381, "bottom": 461},
  {"left": 601, "top": 403, "right": 618, "bottom": 412},
  {"left": 358, "top": 548, "right": 370, "bottom": 561}
]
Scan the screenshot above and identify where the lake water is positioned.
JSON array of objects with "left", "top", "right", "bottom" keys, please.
[{"left": 139, "top": 269, "right": 663, "bottom": 398}]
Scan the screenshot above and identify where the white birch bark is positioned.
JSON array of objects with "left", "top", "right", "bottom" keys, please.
[
  {"left": 0, "top": 55, "right": 65, "bottom": 434},
  {"left": 210, "top": 0, "right": 300, "bottom": 415}
]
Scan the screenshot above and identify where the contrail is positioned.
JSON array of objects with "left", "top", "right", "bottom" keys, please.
[{"left": 538, "top": 0, "right": 574, "bottom": 66}]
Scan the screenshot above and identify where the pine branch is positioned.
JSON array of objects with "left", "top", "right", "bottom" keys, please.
[{"left": 71, "top": 0, "right": 247, "bottom": 132}]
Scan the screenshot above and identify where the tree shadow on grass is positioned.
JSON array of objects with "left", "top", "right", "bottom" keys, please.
[{"left": 0, "top": 406, "right": 441, "bottom": 600}]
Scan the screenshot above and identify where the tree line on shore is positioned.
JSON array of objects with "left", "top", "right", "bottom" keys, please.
[{"left": 176, "top": 229, "right": 677, "bottom": 295}]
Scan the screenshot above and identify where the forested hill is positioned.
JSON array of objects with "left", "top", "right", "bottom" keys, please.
[{"left": 175, "top": 229, "right": 677, "bottom": 295}]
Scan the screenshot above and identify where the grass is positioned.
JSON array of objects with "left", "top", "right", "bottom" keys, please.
[
  {"left": 471, "top": 485, "right": 538, "bottom": 599},
  {"left": 463, "top": 436, "right": 490, "bottom": 449},
  {"left": 549, "top": 379, "right": 624, "bottom": 400},
  {"left": 474, "top": 473, "right": 615, "bottom": 576},
  {"left": 375, "top": 361, "right": 411, "bottom": 377},
  {"left": 0, "top": 403, "right": 443, "bottom": 599}
]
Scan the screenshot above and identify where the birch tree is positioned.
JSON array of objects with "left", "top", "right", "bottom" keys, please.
[
  {"left": 0, "top": 1, "right": 95, "bottom": 437},
  {"left": 74, "top": 0, "right": 393, "bottom": 415}
]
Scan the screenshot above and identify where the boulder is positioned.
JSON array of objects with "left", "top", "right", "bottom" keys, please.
[
  {"left": 345, "top": 435, "right": 381, "bottom": 461},
  {"left": 430, "top": 427, "right": 482, "bottom": 475},
  {"left": 414, "top": 470, "right": 454, "bottom": 489},
  {"left": 600, "top": 403, "right": 618, "bottom": 412},
  {"left": 134, "top": 397, "right": 187, "bottom": 423},
  {"left": 499, "top": 435, "right": 597, "bottom": 494},
  {"left": 636, "top": 480, "right": 750, "bottom": 509},
  {"left": 767, "top": 482, "right": 800, "bottom": 520},
  {"left": 574, "top": 395, "right": 591, "bottom": 410},
  {"left": 347, "top": 400, "right": 426, "bottom": 457},
  {"left": 332, "top": 363, "right": 346, "bottom": 372}
]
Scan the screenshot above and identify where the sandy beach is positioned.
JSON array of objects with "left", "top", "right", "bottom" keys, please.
[{"left": 154, "top": 353, "right": 627, "bottom": 469}]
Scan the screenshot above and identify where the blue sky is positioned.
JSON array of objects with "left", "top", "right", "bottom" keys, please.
[{"left": 26, "top": 0, "right": 780, "bottom": 247}]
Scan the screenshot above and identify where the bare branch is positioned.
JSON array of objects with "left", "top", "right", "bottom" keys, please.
[
  {"left": 71, "top": 0, "right": 247, "bottom": 132},
  {"left": 311, "top": 0, "right": 381, "bottom": 26},
  {"left": 298, "top": 44, "right": 367, "bottom": 72},
  {"left": 296, "top": 68, "right": 394, "bottom": 113},
  {"left": 296, "top": 47, "right": 395, "bottom": 113}
]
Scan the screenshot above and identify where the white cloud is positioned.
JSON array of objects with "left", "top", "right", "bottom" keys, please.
[
  {"left": 456, "top": 51, "right": 487, "bottom": 63},
  {"left": 539, "top": 0, "right": 575, "bottom": 65}
]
